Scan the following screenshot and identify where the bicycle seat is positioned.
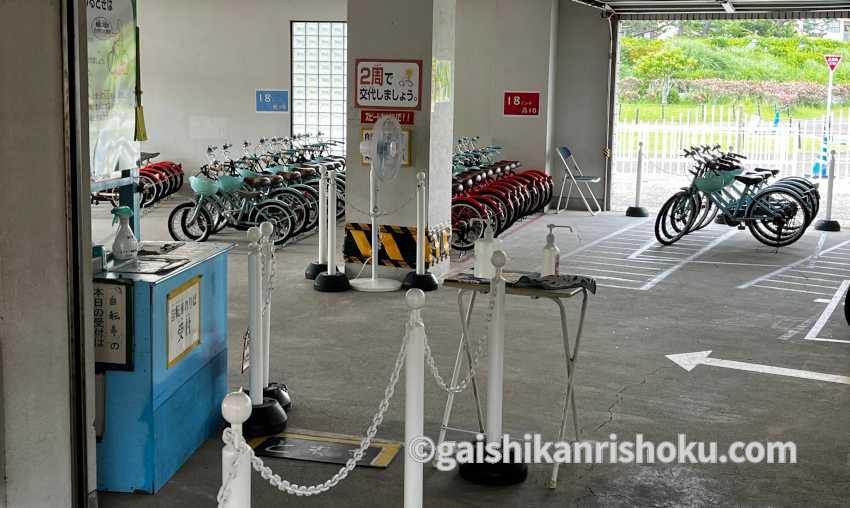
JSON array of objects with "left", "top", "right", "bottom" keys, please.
[
  {"left": 268, "top": 174, "right": 285, "bottom": 185},
  {"left": 300, "top": 167, "right": 317, "bottom": 177},
  {"left": 734, "top": 172, "right": 768, "bottom": 186},
  {"left": 278, "top": 171, "right": 301, "bottom": 181},
  {"left": 755, "top": 168, "right": 780, "bottom": 176},
  {"left": 244, "top": 176, "right": 271, "bottom": 188}
]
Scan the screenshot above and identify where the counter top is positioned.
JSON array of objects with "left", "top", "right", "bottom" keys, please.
[{"left": 96, "top": 242, "right": 234, "bottom": 285}]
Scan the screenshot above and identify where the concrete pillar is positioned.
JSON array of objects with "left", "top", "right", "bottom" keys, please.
[{"left": 345, "top": 0, "right": 455, "bottom": 280}]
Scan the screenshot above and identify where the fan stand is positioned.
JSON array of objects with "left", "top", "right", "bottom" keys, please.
[{"left": 350, "top": 168, "right": 402, "bottom": 292}]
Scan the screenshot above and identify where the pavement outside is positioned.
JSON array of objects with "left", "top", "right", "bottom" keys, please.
[{"left": 93, "top": 200, "right": 850, "bottom": 507}]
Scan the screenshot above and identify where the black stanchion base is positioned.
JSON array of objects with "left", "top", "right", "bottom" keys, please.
[
  {"left": 458, "top": 460, "right": 528, "bottom": 486},
  {"left": 625, "top": 206, "right": 649, "bottom": 218},
  {"left": 264, "top": 382, "right": 292, "bottom": 413},
  {"left": 304, "top": 262, "right": 328, "bottom": 280},
  {"left": 814, "top": 219, "right": 841, "bottom": 232},
  {"left": 242, "top": 397, "right": 288, "bottom": 439},
  {"left": 402, "top": 272, "right": 439, "bottom": 292},
  {"left": 314, "top": 271, "right": 350, "bottom": 292}
]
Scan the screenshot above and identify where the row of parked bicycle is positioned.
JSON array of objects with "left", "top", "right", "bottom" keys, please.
[
  {"left": 167, "top": 134, "right": 345, "bottom": 246},
  {"left": 450, "top": 137, "right": 553, "bottom": 250},
  {"left": 90, "top": 154, "right": 185, "bottom": 208},
  {"left": 655, "top": 145, "right": 820, "bottom": 247}
]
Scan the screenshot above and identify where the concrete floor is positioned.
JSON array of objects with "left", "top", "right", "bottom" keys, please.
[{"left": 94, "top": 200, "right": 850, "bottom": 507}]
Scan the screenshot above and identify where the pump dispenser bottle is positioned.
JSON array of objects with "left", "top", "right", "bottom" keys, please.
[{"left": 111, "top": 206, "right": 139, "bottom": 261}]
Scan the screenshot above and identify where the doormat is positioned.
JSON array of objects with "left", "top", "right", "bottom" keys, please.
[{"left": 249, "top": 428, "right": 401, "bottom": 468}]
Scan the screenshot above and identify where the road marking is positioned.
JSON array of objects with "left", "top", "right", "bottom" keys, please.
[
  {"left": 639, "top": 229, "right": 738, "bottom": 290},
  {"left": 814, "top": 298, "right": 832, "bottom": 304},
  {"left": 666, "top": 351, "right": 850, "bottom": 385},
  {"left": 808, "top": 232, "right": 828, "bottom": 268},
  {"left": 752, "top": 284, "right": 833, "bottom": 296},
  {"left": 562, "top": 219, "right": 650, "bottom": 258},
  {"left": 777, "top": 319, "right": 815, "bottom": 341},
  {"left": 803, "top": 280, "right": 850, "bottom": 344},
  {"left": 739, "top": 239, "right": 850, "bottom": 289}
]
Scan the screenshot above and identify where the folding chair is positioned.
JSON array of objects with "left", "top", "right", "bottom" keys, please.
[{"left": 553, "top": 146, "right": 602, "bottom": 215}]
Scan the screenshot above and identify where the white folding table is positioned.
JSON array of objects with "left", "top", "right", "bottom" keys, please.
[{"left": 437, "top": 270, "right": 591, "bottom": 488}]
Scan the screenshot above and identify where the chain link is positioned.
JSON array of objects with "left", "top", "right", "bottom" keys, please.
[
  {"left": 216, "top": 320, "right": 413, "bottom": 504},
  {"left": 347, "top": 187, "right": 417, "bottom": 219},
  {"left": 423, "top": 290, "right": 494, "bottom": 394}
]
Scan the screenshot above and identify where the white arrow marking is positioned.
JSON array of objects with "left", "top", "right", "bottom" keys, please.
[{"left": 666, "top": 350, "right": 850, "bottom": 385}]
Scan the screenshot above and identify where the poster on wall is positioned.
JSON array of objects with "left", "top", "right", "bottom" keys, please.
[
  {"left": 431, "top": 59, "right": 452, "bottom": 105},
  {"left": 360, "top": 128, "right": 411, "bottom": 166},
  {"left": 355, "top": 59, "right": 422, "bottom": 110},
  {"left": 87, "top": 0, "right": 140, "bottom": 182},
  {"left": 166, "top": 276, "right": 202, "bottom": 368}
]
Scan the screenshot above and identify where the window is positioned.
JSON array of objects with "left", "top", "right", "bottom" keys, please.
[{"left": 291, "top": 21, "right": 347, "bottom": 155}]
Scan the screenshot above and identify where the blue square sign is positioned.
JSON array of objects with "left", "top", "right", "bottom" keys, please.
[{"left": 256, "top": 90, "right": 289, "bottom": 113}]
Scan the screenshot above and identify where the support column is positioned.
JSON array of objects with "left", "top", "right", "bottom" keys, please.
[{"left": 345, "top": 0, "right": 455, "bottom": 282}]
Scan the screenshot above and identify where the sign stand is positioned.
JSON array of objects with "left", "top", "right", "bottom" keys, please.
[{"left": 816, "top": 54, "right": 842, "bottom": 232}]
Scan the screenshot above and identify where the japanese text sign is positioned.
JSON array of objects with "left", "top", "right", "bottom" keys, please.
[
  {"left": 503, "top": 91, "right": 540, "bottom": 117},
  {"left": 94, "top": 280, "right": 133, "bottom": 370},
  {"left": 360, "top": 110, "right": 415, "bottom": 125},
  {"left": 825, "top": 55, "right": 842, "bottom": 72},
  {"left": 355, "top": 59, "right": 422, "bottom": 110},
  {"left": 167, "top": 275, "right": 201, "bottom": 368}
]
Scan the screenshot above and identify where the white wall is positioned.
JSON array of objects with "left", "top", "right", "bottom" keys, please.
[
  {"left": 551, "top": 0, "right": 613, "bottom": 208},
  {"left": 0, "top": 0, "right": 76, "bottom": 505},
  {"left": 138, "top": 0, "right": 346, "bottom": 171},
  {"left": 454, "top": 0, "right": 556, "bottom": 170}
]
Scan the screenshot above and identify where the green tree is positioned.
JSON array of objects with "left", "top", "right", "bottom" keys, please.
[
  {"left": 634, "top": 46, "right": 697, "bottom": 104},
  {"left": 681, "top": 19, "right": 796, "bottom": 38}
]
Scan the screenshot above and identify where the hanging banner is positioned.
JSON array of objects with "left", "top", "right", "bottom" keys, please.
[
  {"left": 355, "top": 59, "right": 422, "bottom": 110},
  {"left": 87, "top": 0, "right": 140, "bottom": 182}
]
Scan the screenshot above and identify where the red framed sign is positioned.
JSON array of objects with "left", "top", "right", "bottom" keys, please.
[
  {"left": 503, "top": 91, "right": 540, "bottom": 117},
  {"left": 825, "top": 54, "right": 842, "bottom": 72},
  {"left": 360, "top": 110, "right": 415, "bottom": 125},
  {"left": 355, "top": 59, "right": 423, "bottom": 111}
]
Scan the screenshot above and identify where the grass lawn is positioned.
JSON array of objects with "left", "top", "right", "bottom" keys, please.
[{"left": 616, "top": 102, "right": 842, "bottom": 123}]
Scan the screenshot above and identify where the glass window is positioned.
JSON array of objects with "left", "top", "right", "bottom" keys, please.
[{"left": 291, "top": 21, "right": 347, "bottom": 155}]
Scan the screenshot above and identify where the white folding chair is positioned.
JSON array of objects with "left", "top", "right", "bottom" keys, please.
[{"left": 553, "top": 146, "right": 602, "bottom": 215}]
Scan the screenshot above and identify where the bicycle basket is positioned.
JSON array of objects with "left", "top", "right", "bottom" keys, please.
[
  {"left": 238, "top": 168, "right": 262, "bottom": 179},
  {"left": 218, "top": 175, "right": 244, "bottom": 193},
  {"left": 189, "top": 175, "right": 221, "bottom": 196}
]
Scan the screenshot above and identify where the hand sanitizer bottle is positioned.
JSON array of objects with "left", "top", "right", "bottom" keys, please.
[
  {"left": 111, "top": 206, "right": 138, "bottom": 261},
  {"left": 542, "top": 224, "right": 560, "bottom": 276},
  {"left": 474, "top": 218, "right": 501, "bottom": 278}
]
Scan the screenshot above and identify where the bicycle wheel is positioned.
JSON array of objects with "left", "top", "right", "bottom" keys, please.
[
  {"left": 451, "top": 200, "right": 486, "bottom": 251},
  {"left": 139, "top": 174, "right": 160, "bottom": 208},
  {"left": 256, "top": 200, "right": 295, "bottom": 246},
  {"left": 168, "top": 202, "right": 195, "bottom": 241},
  {"left": 269, "top": 188, "right": 309, "bottom": 235},
  {"left": 173, "top": 202, "right": 213, "bottom": 242},
  {"left": 693, "top": 192, "right": 719, "bottom": 231},
  {"left": 746, "top": 188, "right": 809, "bottom": 247},
  {"left": 655, "top": 192, "right": 698, "bottom": 245}
]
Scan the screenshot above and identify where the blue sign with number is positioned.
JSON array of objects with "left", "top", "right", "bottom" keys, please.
[{"left": 256, "top": 90, "right": 289, "bottom": 113}]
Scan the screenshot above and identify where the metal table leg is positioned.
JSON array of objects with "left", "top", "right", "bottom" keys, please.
[
  {"left": 548, "top": 289, "right": 589, "bottom": 489},
  {"left": 435, "top": 290, "right": 485, "bottom": 462}
]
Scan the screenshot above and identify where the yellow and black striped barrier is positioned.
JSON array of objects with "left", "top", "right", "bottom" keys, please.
[{"left": 344, "top": 223, "right": 450, "bottom": 269}]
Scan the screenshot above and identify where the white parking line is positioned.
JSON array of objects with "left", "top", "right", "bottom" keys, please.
[
  {"left": 738, "top": 239, "right": 850, "bottom": 289},
  {"left": 640, "top": 229, "right": 738, "bottom": 290},
  {"left": 753, "top": 284, "right": 833, "bottom": 296},
  {"left": 562, "top": 219, "right": 651, "bottom": 258},
  {"left": 803, "top": 280, "right": 850, "bottom": 344}
]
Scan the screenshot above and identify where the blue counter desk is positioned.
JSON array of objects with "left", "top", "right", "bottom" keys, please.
[{"left": 95, "top": 242, "right": 233, "bottom": 493}]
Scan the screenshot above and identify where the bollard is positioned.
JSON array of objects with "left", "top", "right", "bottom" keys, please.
[
  {"left": 243, "top": 228, "right": 287, "bottom": 438},
  {"left": 221, "top": 390, "right": 252, "bottom": 508},
  {"left": 259, "top": 222, "right": 291, "bottom": 412},
  {"left": 625, "top": 141, "right": 649, "bottom": 217},
  {"left": 404, "top": 289, "right": 426, "bottom": 508},
  {"left": 314, "top": 168, "right": 350, "bottom": 291},
  {"left": 305, "top": 165, "right": 329, "bottom": 279},
  {"left": 403, "top": 172, "right": 438, "bottom": 291},
  {"left": 458, "top": 250, "right": 527, "bottom": 486},
  {"left": 815, "top": 150, "right": 841, "bottom": 232}
]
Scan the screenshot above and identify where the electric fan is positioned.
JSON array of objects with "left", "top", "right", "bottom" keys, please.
[{"left": 351, "top": 115, "right": 404, "bottom": 292}]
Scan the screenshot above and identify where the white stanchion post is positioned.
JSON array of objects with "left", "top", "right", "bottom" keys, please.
[
  {"left": 486, "top": 250, "right": 507, "bottom": 443},
  {"left": 816, "top": 150, "right": 841, "bottom": 232},
  {"left": 415, "top": 173, "right": 426, "bottom": 276},
  {"left": 221, "top": 390, "right": 252, "bottom": 508},
  {"left": 404, "top": 289, "right": 425, "bottom": 508},
  {"left": 625, "top": 141, "right": 648, "bottom": 217},
  {"left": 247, "top": 227, "right": 264, "bottom": 405},
  {"left": 260, "top": 222, "right": 274, "bottom": 387},
  {"left": 318, "top": 166, "right": 328, "bottom": 266},
  {"left": 327, "top": 169, "right": 337, "bottom": 274}
]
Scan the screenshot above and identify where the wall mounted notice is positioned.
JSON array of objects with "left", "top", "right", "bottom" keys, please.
[
  {"left": 93, "top": 280, "right": 133, "bottom": 370},
  {"left": 355, "top": 59, "right": 422, "bottom": 110},
  {"left": 256, "top": 90, "right": 289, "bottom": 113},
  {"left": 360, "top": 110, "right": 415, "bottom": 125},
  {"left": 167, "top": 276, "right": 201, "bottom": 368},
  {"left": 503, "top": 91, "right": 541, "bottom": 117},
  {"left": 87, "top": 0, "right": 140, "bottom": 182}
]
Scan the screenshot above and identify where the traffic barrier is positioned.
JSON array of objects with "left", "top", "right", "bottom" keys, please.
[
  {"left": 403, "top": 172, "right": 439, "bottom": 291},
  {"left": 815, "top": 150, "right": 841, "bottom": 232},
  {"left": 625, "top": 141, "right": 649, "bottom": 217},
  {"left": 305, "top": 165, "right": 329, "bottom": 279},
  {"left": 315, "top": 168, "right": 350, "bottom": 292}
]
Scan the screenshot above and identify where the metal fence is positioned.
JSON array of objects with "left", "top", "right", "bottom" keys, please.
[{"left": 612, "top": 104, "right": 850, "bottom": 178}]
